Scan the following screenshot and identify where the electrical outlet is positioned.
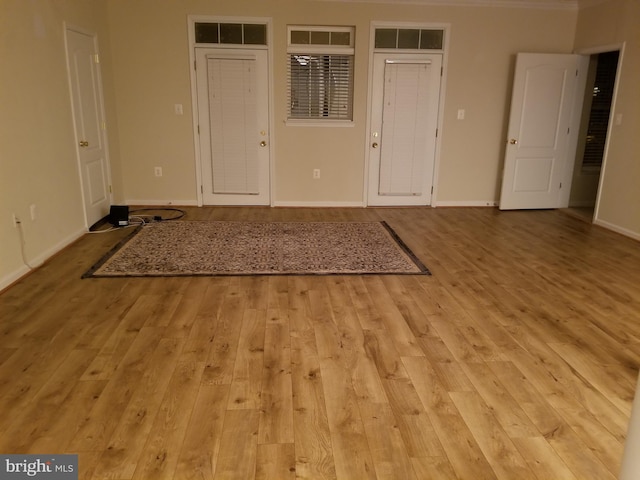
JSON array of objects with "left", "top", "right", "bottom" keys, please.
[
  {"left": 313, "top": 169, "right": 321, "bottom": 179},
  {"left": 154, "top": 167, "right": 163, "bottom": 177}
]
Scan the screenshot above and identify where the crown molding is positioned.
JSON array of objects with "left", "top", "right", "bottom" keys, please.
[{"left": 311, "top": 0, "right": 579, "bottom": 10}]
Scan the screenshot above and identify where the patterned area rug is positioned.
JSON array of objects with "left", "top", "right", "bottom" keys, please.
[{"left": 83, "top": 220, "right": 429, "bottom": 277}]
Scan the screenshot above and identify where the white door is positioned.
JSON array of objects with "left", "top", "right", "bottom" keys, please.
[
  {"left": 65, "top": 28, "right": 111, "bottom": 227},
  {"left": 196, "top": 48, "right": 270, "bottom": 205},
  {"left": 368, "top": 53, "right": 442, "bottom": 206},
  {"left": 499, "top": 53, "right": 587, "bottom": 210}
]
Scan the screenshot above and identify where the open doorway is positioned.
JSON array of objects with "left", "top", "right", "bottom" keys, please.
[{"left": 567, "top": 50, "right": 620, "bottom": 222}]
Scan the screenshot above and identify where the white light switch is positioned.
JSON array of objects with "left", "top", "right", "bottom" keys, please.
[
  {"left": 615, "top": 113, "right": 623, "bottom": 125},
  {"left": 174, "top": 104, "right": 183, "bottom": 115},
  {"left": 457, "top": 109, "right": 465, "bottom": 120}
]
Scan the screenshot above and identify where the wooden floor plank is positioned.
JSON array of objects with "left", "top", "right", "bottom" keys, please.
[
  {"left": 258, "top": 309, "right": 294, "bottom": 444},
  {"left": 315, "top": 303, "right": 376, "bottom": 479},
  {"left": 213, "top": 409, "right": 260, "bottom": 480},
  {"left": 255, "top": 443, "right": 296, "bottom": 480},
  {"left": 289, "top": 304, "right": 336, "bottom": 480},
  {"left": 90, "top": 337, "right": 185, "bottom": 479},
  {"left": 449, "top": 390, "right": 538, "bottom": 480},
  {"left": 460, "top": 361, "right": 541, "bottom": 438},
  {"left": 403, "top": 356, "right": 499, "bottom": 480},
  {"left": 359, "top": 401, "right": 417, "bottom": 479},
  {"left": 0, "top": 206, "right": 637, "bottom": 479},
  {"left": 227, "top": 308, "right": 266, "bottom": 410},
  {"left": 174, "top": 385, "right": 229, "bottom": 480},
  {"left": 131, "top": 361, "right": 204, "bottom": 480},
  {"left": 67, "top": 326, "right": 167, "bottom": 452}
]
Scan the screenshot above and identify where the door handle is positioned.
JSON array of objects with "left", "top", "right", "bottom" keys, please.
[
  {"left": 509, "top": 139, "right": 518, "bottom": 145},
  {"left": 372, "top": 142, "right": 379, "bottom": 148},
  {"left": 79, "top": 141, "right": 89, "bottom": 147},
  {"left": 260, "top": 140, "right": 267, "bottom": 147}
]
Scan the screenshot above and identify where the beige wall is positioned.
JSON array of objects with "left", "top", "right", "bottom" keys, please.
[
  {"left": 1, "top": 0, "right": 637, "bottom": 289},
  {"left": 105, "top": 0, "right": 577, "bottom": 206},
  {"left": 574, "top": 0, "right": 640, "bottom": 238},
  {"left": 0, "top": 0, "right": 118, "bottom": 288}
]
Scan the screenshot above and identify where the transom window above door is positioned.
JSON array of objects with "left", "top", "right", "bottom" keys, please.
[
  {"left": 195, "top": 22, "right": 267, "bottom": 46},
  {"left": 374, "top": 28, "right": 444, "bottom": 51}
]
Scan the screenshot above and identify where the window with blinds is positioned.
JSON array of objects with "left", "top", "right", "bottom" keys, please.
[
  {"left": 582, "top": 50, "right": 619, "bottom": 172},
  {"left": 287, "top": 26, "right": 355, "bottom": 122}
]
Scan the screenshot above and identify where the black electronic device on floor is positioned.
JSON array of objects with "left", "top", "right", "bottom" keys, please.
[{"left": 109, "top": 205, "right": 129, "bottom": 227}]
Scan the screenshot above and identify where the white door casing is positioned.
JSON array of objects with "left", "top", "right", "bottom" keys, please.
[
  {"left": 65, "top": 27, "right": 111, "bottom": 227},
  {"left": 367, "top": 53, "right": 442, "bottom": 206},
  {"left": 195, "top": 48, "right": 271, "bottom": 205},
  {"left": 500, "top": 53, "right": 588, "bottom": 210}
]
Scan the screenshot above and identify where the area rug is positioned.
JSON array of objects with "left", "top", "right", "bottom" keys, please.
[{"left": 83, "top": 220, "right": 429, "bottom": 277}]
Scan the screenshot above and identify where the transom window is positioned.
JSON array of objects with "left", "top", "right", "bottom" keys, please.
[
  {"left": 374, "top": 28, "right": 444, "bottom": 51},
  {"left": 287, "top": 26, "right": 355, "bottom": 122},
  {"left": 195, "top": 22, "right": 267, "bottom": 46}
]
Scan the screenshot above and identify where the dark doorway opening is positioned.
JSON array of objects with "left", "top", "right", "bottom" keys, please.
[{"left": 568, "top": 50, "right": 620, "bottom": 222}]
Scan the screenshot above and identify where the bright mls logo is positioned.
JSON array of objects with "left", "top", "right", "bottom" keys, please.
[{"left": 0, "top": 455, "right": 78, "bottom": 479}]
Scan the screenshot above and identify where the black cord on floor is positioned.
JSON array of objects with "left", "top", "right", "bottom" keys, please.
[
  {"left": 88, "top": 207, "right": 186, "bottom": 234},
  {"left": 129, "top": 208, "right": 186, "bottom": 221}
]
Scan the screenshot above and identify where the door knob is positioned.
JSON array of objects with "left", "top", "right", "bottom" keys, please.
[
  {"left": 260, "top": 140, "right": 267, "bottom": 147},
  {"left": 372, "top": 142, "right": 379, "bottom": 148},
  {"left": 79, "top": 141, "right": 89, "bottom": 147},
  {"left": 509, "top": 139, "right": 518, "bottom": 145}
]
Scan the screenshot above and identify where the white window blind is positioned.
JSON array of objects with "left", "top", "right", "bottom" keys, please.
[
  {"left": 288, "top": 55, "right": 353, "bottom": 119},
  {"left": 379, "top": 62, "right": 431, "bottom": 195},
  {"left": 207, "top": 57, "right": 259, "bottom": 194},
  {"left": 287, "top": 26, "right": 355, "bottom": 122}
]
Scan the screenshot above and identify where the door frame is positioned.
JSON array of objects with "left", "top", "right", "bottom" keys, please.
[
  {"left": 573, "top": 42, "right": 626, "bottom": 223},
  {"left": 64, "top": 24, "right": 113, "bottom": 228},
  {"left": 364, "top": 21, "right": 449, "bottom": 207},
  {"left": 188, "top": 16, "right": 274, "bottom": 207}
]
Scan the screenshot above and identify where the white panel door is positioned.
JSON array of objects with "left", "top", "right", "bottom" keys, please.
[
  {"left": 500, "top": 53, "right": 586, "bottom": 210},
  {"left": 368, "top": 53, "right": 442, "bottom": 206},
  {"left": 65, "top": 28, "right": 111, "bottom": 227},
  {"left": 196, "top": 48, "right": 270, "bottom": 205}
]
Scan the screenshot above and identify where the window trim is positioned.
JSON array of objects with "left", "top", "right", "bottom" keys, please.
[{"left": 286, "top": 25, "right": 356, "bottom": 125}]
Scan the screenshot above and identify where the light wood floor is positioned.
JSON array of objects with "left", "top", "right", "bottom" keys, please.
[{"left": 1, "top": 206, "right": 639, "bottom": 479}]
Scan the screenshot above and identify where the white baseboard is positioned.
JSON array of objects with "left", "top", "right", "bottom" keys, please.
[
  {"left": 568, "top": 201, "right": 596, "bottom": 208},
  {"left": 435, "top": 200, "right": 498, "bottom": 207},
  {"left": 273, "top": 200, "right": 365, "bottom": 208},
  {"left": 594, "top": 218, "right": 640, "bottom": 241},
  {"left": 0, "top": 227, "right": 86, "bottom": 292},
  {"left": 0, "top": 265, "right": 31, "bottom": 293}
]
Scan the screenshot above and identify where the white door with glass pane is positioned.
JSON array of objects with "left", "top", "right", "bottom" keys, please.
[
  {"left": 368, "top": 53, "right": 442, "bottom": 206},
  {"left": 196, "top": 48, "right": 270, "bottom": 205}
]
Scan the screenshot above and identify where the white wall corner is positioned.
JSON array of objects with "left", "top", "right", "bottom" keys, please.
[{"left": 0, "top": 227, "right": 86, "bottom": 292}]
